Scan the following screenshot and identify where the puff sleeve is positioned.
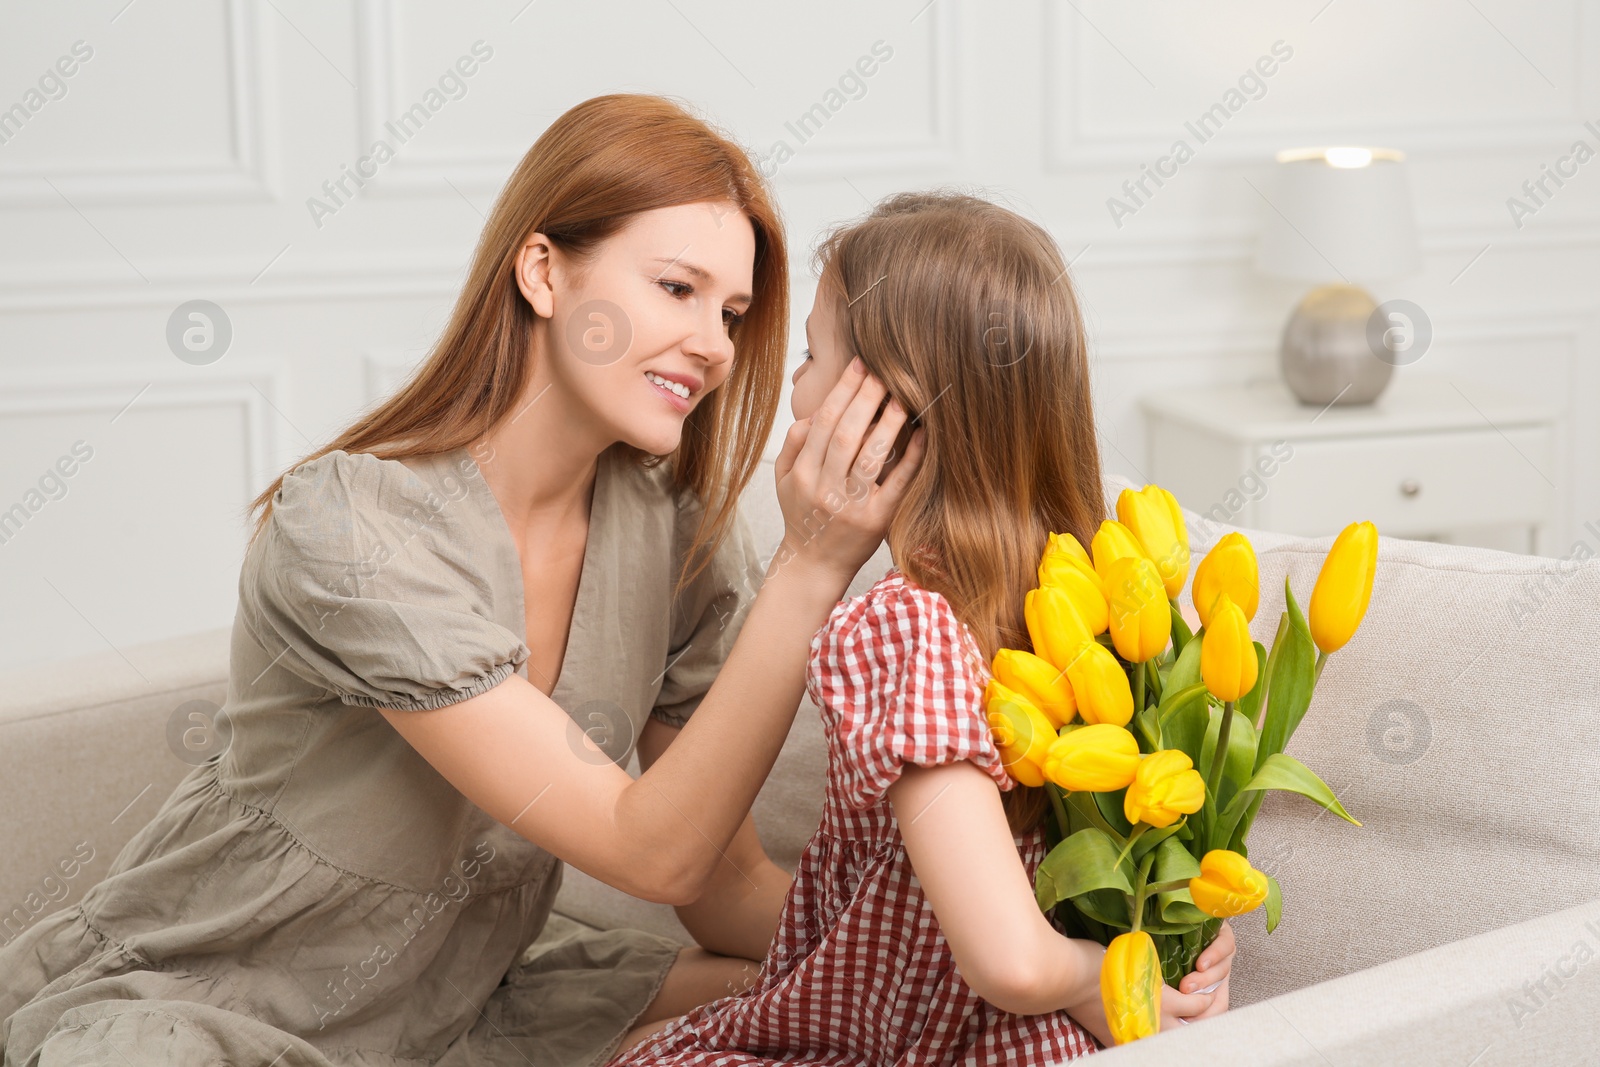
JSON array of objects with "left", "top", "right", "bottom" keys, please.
[
  {"left": 238, "top": 450, "right": 530, "bottom": 712},
  {"left": 816, "top": 582, "right": 1015, "bottom": 811},
  {"left": 649, "top": 498, "right": 767, "bottom": 728}
]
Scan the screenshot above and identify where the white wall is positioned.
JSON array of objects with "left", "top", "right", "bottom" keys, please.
[{"left": 1, "top": 0, "right": 1596, "bottom": 671}]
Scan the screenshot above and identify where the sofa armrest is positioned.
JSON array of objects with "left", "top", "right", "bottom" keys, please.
[{"left": 1092, "top": 896, "right": 1600, "bottom": 1065}]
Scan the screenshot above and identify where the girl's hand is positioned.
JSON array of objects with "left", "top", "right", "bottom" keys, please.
[
  {"left": 1169, "top": 919, "right": 1236, "bottom": 1025},
  {"left": 772, "top": 356, "right": 925, "bottom": 587},
  {"left": 1157, "top": 980, "right": 1216, "bottom": 1032}
]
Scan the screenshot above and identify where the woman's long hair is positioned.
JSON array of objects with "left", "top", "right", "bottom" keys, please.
[
  {"left": 244, "top": 94, "right": 789, "bottom": 597},
  {"left": 814, "top": 190, "right": 1105, "bottom": 837}
]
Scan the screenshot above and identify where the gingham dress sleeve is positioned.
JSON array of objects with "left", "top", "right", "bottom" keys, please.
[
  {"left": 820, "top": 581, "right": 1016, "bottom": 811},
  {"left": 238, "top": 450, "right": 530, "bottom": 713}
]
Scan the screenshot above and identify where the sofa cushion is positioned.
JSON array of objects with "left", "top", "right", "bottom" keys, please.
[{"left": 0, "top": 627, "right": 231, "bottom": 949}]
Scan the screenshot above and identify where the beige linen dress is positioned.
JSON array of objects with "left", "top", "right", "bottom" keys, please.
[{"left": 0, "top": 442, "right": 767, "bottom": 1067}]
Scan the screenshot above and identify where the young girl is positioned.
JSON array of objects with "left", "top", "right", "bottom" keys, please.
[{"left": 608, "top": 191, "right": 1236, "bottom": 1064}]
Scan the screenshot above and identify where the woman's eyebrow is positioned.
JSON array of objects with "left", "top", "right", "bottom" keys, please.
[{"left": 649, "top": 256, "right": 752, "bottom": 305}]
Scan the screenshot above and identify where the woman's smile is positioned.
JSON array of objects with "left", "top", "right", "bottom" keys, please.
[{"left": 644, "top": 368, "right": 699, "bottom": 414}]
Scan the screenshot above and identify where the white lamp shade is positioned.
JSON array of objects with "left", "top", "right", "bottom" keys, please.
[{"left": 1255, "top": 149, "right": 1423, "bottom": 283}]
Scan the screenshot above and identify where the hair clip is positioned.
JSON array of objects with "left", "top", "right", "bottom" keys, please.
[{"left": 845, "top": 274, "right": 889, "bottom": 307}]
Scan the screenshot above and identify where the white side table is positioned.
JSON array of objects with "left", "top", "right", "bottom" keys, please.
[{"left": 1139, "top": 375, "right": 1558, "bottom": 554}]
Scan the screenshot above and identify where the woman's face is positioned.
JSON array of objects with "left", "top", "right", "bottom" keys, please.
[
  {"left": 790, "top": 273, "right": 853, "bottom": 421},
  {"left": 521, "top": 199, "right": 755, "bottom": 457}
]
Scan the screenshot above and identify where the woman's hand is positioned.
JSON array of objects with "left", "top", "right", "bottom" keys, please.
[
  {"left": 772, "top": 356, "right": 925, "bottom": 587},
  {"left": 1165, "top": 920, "right": 1236, "bottom": 1027}
]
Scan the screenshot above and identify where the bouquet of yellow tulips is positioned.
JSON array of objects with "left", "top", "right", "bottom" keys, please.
[{"left": 985, "top": 485, "right": 1378, "bottom": 1045}]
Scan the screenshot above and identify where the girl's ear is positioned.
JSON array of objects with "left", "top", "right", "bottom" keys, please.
[{"left": 513, "top": 233, "right": 557, "bottom": 319}]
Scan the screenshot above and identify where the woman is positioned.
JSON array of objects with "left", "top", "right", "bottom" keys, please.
[{"left": 0, "top": 94, "right": 923, "bottom": 1066}]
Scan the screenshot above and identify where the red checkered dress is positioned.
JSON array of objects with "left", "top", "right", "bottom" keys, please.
[{"left": 609, "top": 566, "right": 1101, "bottom": 1066}]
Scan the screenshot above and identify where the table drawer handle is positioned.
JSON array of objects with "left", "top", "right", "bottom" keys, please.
[{"left": 1400, "top": 479, "right": 1422, "bottom": 498}]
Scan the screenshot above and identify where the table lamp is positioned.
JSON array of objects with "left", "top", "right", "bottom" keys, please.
[{"left": 1255, "top": 146, "right": 1423, "bottom": 405}]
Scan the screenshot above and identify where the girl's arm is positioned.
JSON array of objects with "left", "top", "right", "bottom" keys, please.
[
  {"left": 379, "top": 363, "right": 925, "bottom": 907},
  {"left": 635, "top": 716, "right": 792, "bottom": 960},
  {"left": 887, "top": 760, "right": 1220, "bottom": 1039}
]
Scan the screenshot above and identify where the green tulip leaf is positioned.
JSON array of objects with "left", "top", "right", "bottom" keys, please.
[
  {"left": 1034, "top": 827, "right": 1136, "bottom": 910},
  {"left": 1167, "top": 629, "right": 1203, "bottom": 694},
  {"left": 1134, "top": 699, "right": 1162, "bottom": 752},
  {"left": 1074, "top": 888, "right": 1133, "bottom": 931},
  {"left": 1152, "top": 834, "right": 1201, "bottom": 881},
  {"left": 1149, "top": 837, "right": 1206, "bottom": 926},
  {"left": 1200, "top": 704, "right": 1260, "bottom": 799},
  {"left": 1124, "top": 907, "right": 1205, "bottom": 935},
  {"left": 1277, "top": 583, "right": 1318, "bottom": 745},
  {"left": 1061, "top": 789, "right": 1094, "bottom": 838},
  {"left": 1219, "top": 752, "right": 1362, "bottom": 838},
  {"left": 1137, "top": 918, "right": 1204, "bottom": 935},
  {"left": 1264, "top": 874, "right": 1283, "bottom": 934},
  {"left": 1131, "top": 820, "right": 1184, "bottom": 863},
  {"left": 1157, "top": 892, "right": 1211, "bottom": 927},
  {"left": 1169, "top": 601, "right": 1193, "bottom": 656},
  {"left": 1091, "top": 786, "right": 1134, "bottom": 837},
  {"left": 1255, "top": 581, "right": 1316, "bottom": 776},
  {"left": 1157, "top": 683, "right": 1211, "bottom": 767},
  {"left": 1146, "top": 661, "right": 1166, "bottom": 707}
]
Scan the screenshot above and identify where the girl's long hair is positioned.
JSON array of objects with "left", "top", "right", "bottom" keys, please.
[
  {"left": 244, "top": 93, "right": 789, "bottom": 597},
  {"left": 814, "top": 190, "right": 1105, "bottom": 837}
]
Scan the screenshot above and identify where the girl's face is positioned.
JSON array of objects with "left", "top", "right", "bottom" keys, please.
[
  {"left": 789, "top": 273, "right": 853, "bottom": 421},
  {"left": 519, "top": 199, "right": 755, "bottom": 456}
]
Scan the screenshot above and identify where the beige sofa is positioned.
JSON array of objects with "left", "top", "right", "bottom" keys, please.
[{"left": 3, "top": 469, "right": 1596, "bottom": 1064}]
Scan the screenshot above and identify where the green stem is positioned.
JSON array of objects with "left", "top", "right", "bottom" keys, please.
[
  {"left": 1314, "top": 649, "right": 1329, "bottom": 684},
  {"left": 1129, "top": 850, "right": 1158, "bottom": 933},
  {"left": 1133, "top": 663, "right": 1146, "bottom": 715},
  {"left": 1145, "top": 660, "right": 1164, "bottom": 704},
  {"left": 1110, "top": 823, "right": 1150, "bottom": 873},
  {"left": 1203, "top": 701, "right": 1235, "bottom": 848},
  {"left": 1047, "top": 782, "right": 1072, "bottom": 841},
  {"left": 1144, "top": 878, "right": 1193, "bottom": 895}
]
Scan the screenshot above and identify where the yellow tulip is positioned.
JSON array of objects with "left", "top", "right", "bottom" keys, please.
[
  {"left": 1192, "top": 532, "right": 1259, "bottom": 627},
  {"left": 1043, "top": 723, "right": 1141, "bottom": 792},
  {"left": 1188, "top": 849, "right": 1269, "bottom": 918},
  {"left": 985, "top": 679, "right": 1057, "bottom": 787},
  {"left": 1024, "top": 586, "right": 1095, "bottom": 674},
  {"left": 1040, "top": 530, "right": 1093, "bottom": 576},
  {"left": 1200, "top": 594, "right": 1258, "bottom": 702},
  {"left": 992, "top": 648, "right": 1076, "bottom": 728},
  {"left": 1117, "top": 485, "right": 1191, "bottom": 599},
  {"left": 1103, "top": 556, "right": 1172, "bottom": 664},
  {"left": 1038, "top": 544, "right": 1109, "bottom": 635},
  {"left": 1309, "top": 520, "right": 1379, "bottom": 654},
  {"left": 1090, "top": 520, "right": 1148, "bottom": 582},
  {"left": 1123, "top": 749, "right": 1206, "bottom": 828},
  {"left": 1101, "top": 930, "right": 1161, "bottom": 1045},
  {"left": 1064, "top": 641, "right": 1135, "bottom": 728}
]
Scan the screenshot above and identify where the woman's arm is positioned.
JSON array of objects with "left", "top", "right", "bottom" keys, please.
[
  {"left": 887, "top": 761, "right": 1219, "bottom": 1039},
  {"left": 635, "top": 716, "right": 792, "bottom": 959},
  {"left": 379, "top": 361, "right": 925, "bottom": 907}
]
